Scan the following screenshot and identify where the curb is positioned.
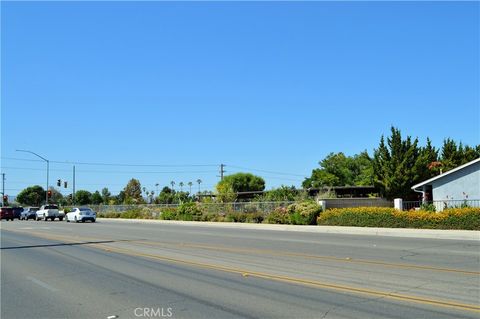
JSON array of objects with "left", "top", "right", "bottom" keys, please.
[{"left": 97, "top": 218, "right": 480, "bottom": 241}]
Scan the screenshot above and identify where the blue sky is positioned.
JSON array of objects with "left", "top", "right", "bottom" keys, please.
[{"left": 1, "top": 1, "right": 479, "bottom": 197}]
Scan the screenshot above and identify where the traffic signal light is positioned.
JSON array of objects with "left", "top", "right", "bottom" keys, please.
[
  {"left": 57, "top": 179, "right": 61, "bottom": 187},
  {"left": 47, "top": 190, "right": 52, "bottom": 198},
  {"left": 64, "top": 181, "right": 68, "bottom": 188}
]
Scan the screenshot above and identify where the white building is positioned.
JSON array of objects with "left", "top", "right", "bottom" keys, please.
[{"left": 411, "top": 158, "right": 480, "bottom": 210}]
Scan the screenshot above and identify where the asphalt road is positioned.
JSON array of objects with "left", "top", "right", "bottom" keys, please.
[{"left": 1, "top": 219, "right": 479, "bottom": 319}]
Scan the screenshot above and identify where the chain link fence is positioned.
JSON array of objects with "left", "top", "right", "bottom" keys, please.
[{"left": 69, "top": 201, "right": 296, "bottom": 216}]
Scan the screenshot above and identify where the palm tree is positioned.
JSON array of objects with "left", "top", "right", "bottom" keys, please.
[
  {"left": 170, "top": 181, "right": 175, "bottom": 191},
  {"left": 187, "top": 182, "right": 193, "bottom": 194},
  {"left": 196, "top": 179, "right": 202, "bottom": 194},
  {"left": 179, "top": 182, "right": 184, "bottom": 192}
]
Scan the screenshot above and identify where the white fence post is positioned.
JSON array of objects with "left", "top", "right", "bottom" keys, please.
[
  {"left": 394, "top": 198, "right": 403, "bottom": 211},
  {"left": 318, "top": 200, "right": 327, "bottom": 211}
]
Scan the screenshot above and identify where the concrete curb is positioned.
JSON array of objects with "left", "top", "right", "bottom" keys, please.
[{"left": 97, "top": 218, "right": 480, "bottom": 241}]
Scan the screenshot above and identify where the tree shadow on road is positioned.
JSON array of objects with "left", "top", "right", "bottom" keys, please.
[{"left": 0, "top": 239, "right": 139, "bottom": 250}]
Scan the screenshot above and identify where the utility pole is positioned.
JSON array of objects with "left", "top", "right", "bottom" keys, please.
[
  {"left": 1, "top": 173, "right": 5, "bottom": 207},
  {"left": 73, "top": 165, "right": 76, "bottom": 205},
  {"left": 220, "top": 164, "right": 225, "bottom": 181}
]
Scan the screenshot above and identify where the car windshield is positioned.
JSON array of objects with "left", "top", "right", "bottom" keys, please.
[
  {"left": 79, "top": 208, "right": 92, "bottom": 212},
  {"left": 45, "top": 205, "right": 58, "bottom": 209}
]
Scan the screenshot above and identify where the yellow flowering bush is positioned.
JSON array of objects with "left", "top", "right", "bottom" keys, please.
[{"left": 317, "top": 207, "right": 480, "bottom": 230}]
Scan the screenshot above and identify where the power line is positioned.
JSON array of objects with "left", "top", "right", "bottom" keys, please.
[
  {"left": 2, "top": 157, "right": 217, "bottom": 167},
  {"left": 228, "top": 165, "right": 306, "bottom": 177},
  {"left": 3, "top": 158, "right": 306, "bottom": 177},
  {"left": 1, "top": 166, "right": 218, "bottom": 174}
]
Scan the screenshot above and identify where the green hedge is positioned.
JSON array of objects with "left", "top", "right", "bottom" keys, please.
[
  {"left": 317, "top": 207, "right": 480, "bottom": 230},
  {"left": 97, "top": 204, "right": 480, "bottom": 230}
]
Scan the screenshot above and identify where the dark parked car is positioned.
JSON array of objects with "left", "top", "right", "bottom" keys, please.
[
  {"left": 12, "top": 207, "right": 24, "bottom": 220},
  {"left": 21, "top": 207, "right": 39, "bottom": 220},
  {"left": 0, "top": 207, "right": 14, "bottom": 221}
]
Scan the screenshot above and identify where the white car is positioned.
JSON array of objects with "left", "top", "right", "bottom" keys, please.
[
  {"left": 36, "top": 204, "right": 64, "bottom": 221},
  {"left": 66, "top": 207, "right": 96, "bottom": 223}
]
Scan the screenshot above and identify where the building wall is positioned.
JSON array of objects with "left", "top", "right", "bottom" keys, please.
[
  {"left": 321, "top": 198, "right": 393, "bottom": 209},
  {"left": 432, "top": 161, "right": 480, "bottom": 201}
]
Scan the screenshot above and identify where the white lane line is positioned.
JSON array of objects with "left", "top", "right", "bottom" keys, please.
[{"left": 27, "top": 276, "right": 59, "bottom": 292}]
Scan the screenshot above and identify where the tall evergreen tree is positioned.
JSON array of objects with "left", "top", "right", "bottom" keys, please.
[
  {"left": 441, "top": 138, "right": 461, "bottom": 171},
  {"left": 373, "top": 127, "right": 421, "bottom": 200},
  {"left": 440, "top": 138, "right": 480, "bottom": 171},
  {"left": 414, "top": 138, "right": 439, "bottom": 182}
]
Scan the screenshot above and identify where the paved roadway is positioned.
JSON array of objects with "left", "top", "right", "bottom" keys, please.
[{"left": 1, "top": 219, "right": 479, "bottom": 319}]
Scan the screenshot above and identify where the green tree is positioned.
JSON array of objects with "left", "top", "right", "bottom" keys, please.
[
  {"left": 303, "top": 151, "right": 373, "bottom": 188},
  {"left": 157, "top": 186, "right": 175, "bottom": 204},
  {"left": 101, "top": 187, "right": 111, "bottom": 204},
  {"left": 351, "top": 151, "right": 374, "bottom": 186},
  {"left": 187, "top": 181, "right": 193, "bottom": 194},
  {"left": 123, "top": 178, "right": 144, "bottom": 204},
  {"left": 75, "top": 190, "right": 92, "bottom": 205},
  {"left": 254, "top": 185, "right": 299, "bottom": 202},
  {"left": 16, "top": 185, "right": 45, "bottom": 206},
  {"left": 463, "top": 145, "right": 480, "bottom": 163},
  {"left": 217, "top": 173, "right": 265, "bottom": 193},
  {"left": 373, "top": 127, "right": 420, "bottom": 200},
  {"left": 441, "top": 138, "right": 462, "bottom": 171},
  {"left": 91, "top": 191, "right": 103, "bottom": 205},
  {"left": 440, "top": 139, "right": 480, "bottom": 171},
  {"left": 216, "top": 182, "right": 237, "bottom": 203},
  {"left": 215, "top": 173, "right": 265, "bottom": 202},
  {"left": 196, "top": 179, "right": 202, "bottom": 193},
  {"left": 414, "top": 138, "right": 438, "bottom": 181},
  {"left": 111, "top": 191, "right": 125, "bottom": 205}
]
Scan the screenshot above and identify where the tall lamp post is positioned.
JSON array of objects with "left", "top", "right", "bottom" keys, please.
[{"left": 16, "top": 149, "right": 49, "bottom": 204}]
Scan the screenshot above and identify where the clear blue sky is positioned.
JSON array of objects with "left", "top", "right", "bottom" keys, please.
[{"left": 1, "top": 1, "right": 479, "bottom": 197}]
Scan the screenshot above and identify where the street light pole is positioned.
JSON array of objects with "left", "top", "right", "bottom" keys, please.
[{"left": 16, "top": 150, "right": 50, "bottom": 204}]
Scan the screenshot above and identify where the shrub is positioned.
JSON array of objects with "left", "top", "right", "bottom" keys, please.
[
  {"left": 159, "top": 208, "right": 178, "bottom": 220},
  {"left": 265, "top": 201, "right": 322, "bottom": 225},
  {"left": 121, "top": 209, "right": 142, "bottom": 219},
  {"left": 199, "top": 212, "right": 220, "bottom": 222},
  {"left": 287, "top": 201, "right": 322, "bottom": 225},
  {"left": 177, "top": 202, "right": 204, "bottom": 221},
  {"left": 265, "top": 207, "right": 290, "bottom": 224},
  {"left": 317, "top": 207, "right": 480, "bottom": 230},
  {"left": 225, "top": 212, "right": 264, "bottom": 223},
  {"left": 97, "top": 211, "right": 121, "bottom": 218},
  {"left": 245, "top": 212, "right": 264, "bottom": 223}
]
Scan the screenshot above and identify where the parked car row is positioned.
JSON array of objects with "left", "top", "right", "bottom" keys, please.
[{"left": 1, "top": 205, "right": 96, "bottom": 222}]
